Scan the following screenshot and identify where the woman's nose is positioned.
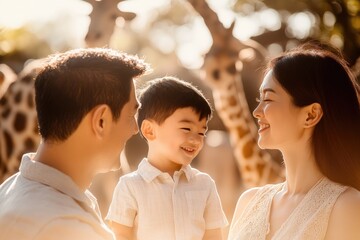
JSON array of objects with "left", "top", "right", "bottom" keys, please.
[{"left": 252, "top": 103, "right": 262, "bottom": 119}]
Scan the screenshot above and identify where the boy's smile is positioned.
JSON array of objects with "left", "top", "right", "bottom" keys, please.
[{"left": 146, "top": 107, "right": 208, "bottom": 175}]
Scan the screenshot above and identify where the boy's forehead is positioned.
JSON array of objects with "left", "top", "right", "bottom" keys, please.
[{"left": 170, "top": 107, "right": 208, "bottom": 124}]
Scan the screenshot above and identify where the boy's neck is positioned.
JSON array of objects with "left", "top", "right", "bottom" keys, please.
[{"left": 147, "top": 157, "right": 183, "bottom": 177}]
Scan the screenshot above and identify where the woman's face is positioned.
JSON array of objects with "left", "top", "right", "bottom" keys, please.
[{"left": 252, "top": 70, "right": 306, "bottom": 151}]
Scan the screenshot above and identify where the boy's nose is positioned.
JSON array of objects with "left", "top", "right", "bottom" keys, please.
[{"left": 189, "top": 133, "right": 202, "bottom": 144}]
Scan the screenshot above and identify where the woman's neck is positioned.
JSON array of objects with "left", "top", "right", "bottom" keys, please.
[{"left": 281, "top": 149, "right": 324, "bottom": 195}]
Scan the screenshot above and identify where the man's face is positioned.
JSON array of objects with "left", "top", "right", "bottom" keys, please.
[{"left": 107, "top": 81, "right": 139, "bottom": 170}]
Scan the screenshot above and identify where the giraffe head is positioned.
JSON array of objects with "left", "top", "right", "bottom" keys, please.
[
  {"left": 202, "top": 48, "right": 241, "bottom": 91},
  {"left": 84, "top": 0, "right": 136, "bottom": 47},
  {"left": 202, "top": 36, "right": 268, "bottom": 89}
]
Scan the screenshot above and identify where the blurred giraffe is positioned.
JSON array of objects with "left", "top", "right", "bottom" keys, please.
[
  {"left": 84, "top": 0, "right": 136, "bottom": 48},
  {"left": 0, "top": 60, "right": 44, "bottom": 182},
  {"left": 187, "top": 0, "right": 285, "bottom": 188}
]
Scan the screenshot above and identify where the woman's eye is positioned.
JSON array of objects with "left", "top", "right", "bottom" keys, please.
[
  {"left": 256, "top": 97, "right": 271, "bottom": 102},
  {"left": 198, "top": 132, "right": 206, "bottom": 137},
  {"left": 181, "top": 128, "right": 191, "bottom": 131}
]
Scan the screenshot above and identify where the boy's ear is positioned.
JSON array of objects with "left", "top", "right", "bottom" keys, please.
[
  {"left": 141, "top": 119, "right": 156, "bottom": 141},
  {"left": 92, "top": 104, "right": 110, "bottom": 139},
  {"left": 304, "top": 103, "right": 323, "bottom": 128}
]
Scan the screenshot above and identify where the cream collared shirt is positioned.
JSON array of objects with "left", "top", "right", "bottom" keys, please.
[
  {"left": 106, "top": 158, "right": 228, "bottom": 240},
  {"left": 0, "top": 153, "right": 115, "bottom": 240}
]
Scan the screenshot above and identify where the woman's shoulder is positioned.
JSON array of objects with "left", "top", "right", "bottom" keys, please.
[
  {"left": 326, "top": 187, "right": 360, "bottom": 239},
  {"left": 240, "top": 182, "right": 282, "bottom": 201},
  {"left": 332, "top": 187, "right": 360, "bottom": 216},
  {"left": 333, "top": 187, "right": 360, "bottom": 213},
  {"left": 237, "top": 187, "right": 261, "bottom": 205},
  {"left": 233, "top": 183, "right": 283, "bottom": 217}
]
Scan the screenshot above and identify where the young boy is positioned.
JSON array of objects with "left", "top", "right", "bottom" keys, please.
[{"left": 106, "top": 76, "right": 228, "bottom": 240}]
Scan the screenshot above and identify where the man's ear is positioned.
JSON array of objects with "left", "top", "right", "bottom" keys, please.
[
  {"left": 141, "top": 119, "right": 156, "bottom": 141},
  {"left": 304, "top": 103, "right": 323, "bottom": 128},
  {"left": 91, "top": 104, "right": 110, "bottom": 139}
]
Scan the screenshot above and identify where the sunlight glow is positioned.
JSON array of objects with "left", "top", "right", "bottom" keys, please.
[
  {"left": 149, "top": 28, "right": 176, "bottom": 54},
  {"left": 206, "top": 130, "right": 227, "bottom": 148},
  {"left": 330, "top": 34, "right": 344, "bottom": 49},
  {"left": 287, "top": 12, "right": 315, "bottom": 39},
  {"left": 267, "top": 43, "right": 283, "bottom": 57},
  {"left": 216, "top": 9, "right": 237, "bottom": 29},
  {"left": 323, "top": 11, "right": 336, "bottom": 28},
  {"left": 176, "top": 18, "right": 212, "bottom": 69},
  {"left": 119, "top": 0, "right": 170, "bottom": 31},
  {"left": 0, "top": 0, "right": 326, "bottom": 69},
  {"left": 259, "top": 8, "right": 281, "bottom": 31},
  {"left": 0, "top": 0, "right": 91, "bottom": 50},
  {"left": 233, "top": 16, "right": 261, "bottom": 41}
]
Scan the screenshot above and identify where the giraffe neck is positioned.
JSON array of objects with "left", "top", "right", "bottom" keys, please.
[
  {"left": 188, "top": 0, "right": 284, "bottom": 187},
  {"left": 212, "top": 76, "right": 284, "bottom": 187}
]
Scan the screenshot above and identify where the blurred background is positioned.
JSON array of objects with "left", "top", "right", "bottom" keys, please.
[{"left": 1, "top": 0, "right": 359, "bottom": 238}]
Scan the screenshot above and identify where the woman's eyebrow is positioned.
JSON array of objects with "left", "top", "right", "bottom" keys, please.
[{"left": 259, "top": 87, "right": 276, "bottom": 94}]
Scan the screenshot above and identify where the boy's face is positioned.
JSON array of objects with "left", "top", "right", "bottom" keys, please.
[{"left": 150, "top": 107, "right": 208, "bottom": 169}]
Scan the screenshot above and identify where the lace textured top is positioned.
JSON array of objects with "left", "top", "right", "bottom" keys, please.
[{"left": 228, "top": 178, "right": 348, "bottom": 240}]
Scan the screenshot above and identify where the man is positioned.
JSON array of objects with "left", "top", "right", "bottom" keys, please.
[{"left": 0, "top": 48, "right": 150, "bottom": 240}]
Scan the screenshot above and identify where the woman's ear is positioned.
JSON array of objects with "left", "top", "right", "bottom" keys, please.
[
  {"left": 91, "top": 104, "right": 110, "bottom": 139},
  {"left": 141, "top": 119, "right": 156, "bottom": 141},
  {"left": 304, "top": 103, "right": 323, "bottom": 128}
]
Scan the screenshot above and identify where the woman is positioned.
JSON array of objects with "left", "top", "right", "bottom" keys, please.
[{"left": 228, "top": 41, "right": 360, "bottom": 240}]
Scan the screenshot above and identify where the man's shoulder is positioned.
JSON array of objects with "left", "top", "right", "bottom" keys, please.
[
  {"left": 0, "top": 175, "right": 94, "bottom": 221},
  {"left": 0, "top": 180, "right": 99, "bottom": 239}
]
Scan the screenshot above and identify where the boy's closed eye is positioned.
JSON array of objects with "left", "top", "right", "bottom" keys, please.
[
  {"left": 181, "top": 128, "right": 191, "bottom": 131},
  {"left": 181, "top": 128, "right": 206, "bottom": 137}
]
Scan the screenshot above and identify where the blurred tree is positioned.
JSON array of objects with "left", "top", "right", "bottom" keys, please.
[
  {"left": 0, "top": 28, "right": 51, "bottom": 72},
  {"left": 241, "top": 0, "right": 360, "bottom": 66}
]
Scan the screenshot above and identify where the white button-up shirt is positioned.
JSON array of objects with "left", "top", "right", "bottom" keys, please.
[
  {"left": 106, "top": 158, "right": 228, "bottom": 240},
  {"left": 0, "top": 153, "right": 115, "bottom": 240}
]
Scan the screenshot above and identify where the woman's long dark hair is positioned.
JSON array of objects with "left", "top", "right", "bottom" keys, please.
[{"left": 269, "top": 41, "right": 360, "bottom": 190}]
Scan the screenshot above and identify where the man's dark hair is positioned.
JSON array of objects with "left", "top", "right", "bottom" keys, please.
[{"left": 35, "top": 48, "right": 150, "bottom": 141}]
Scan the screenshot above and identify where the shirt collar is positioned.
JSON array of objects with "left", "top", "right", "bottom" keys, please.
[
  {"left": 19, "top": 153, "right": 95, "bottom": 208},
  {"left": 138, "top": 158, "right": 194, "bottom": 182},
  {"left": 179, "top": 164, "right": 194, "bottom": 181}
]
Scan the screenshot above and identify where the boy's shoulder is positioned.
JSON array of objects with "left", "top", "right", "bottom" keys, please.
[
  {"left": 187, "top": 166, "right": 216, "bottom": 183},
  {"left": 189, "top": 166, "right": 210, "bottom": 176},
  {"left": 120, "top": 170, "right": 143, "bottom": 181}
]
